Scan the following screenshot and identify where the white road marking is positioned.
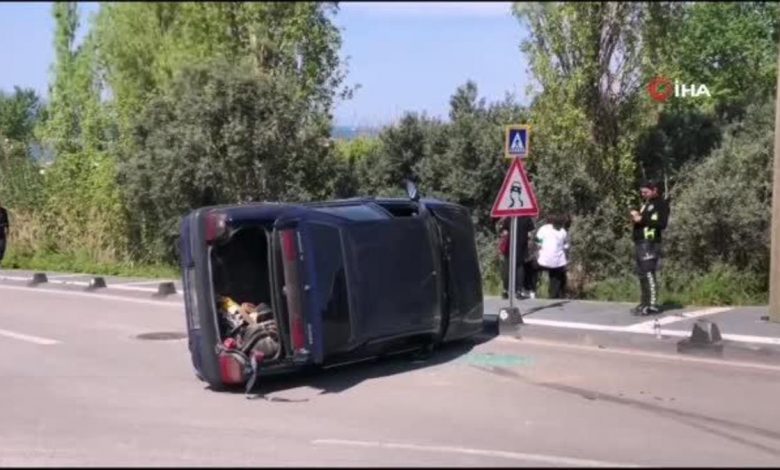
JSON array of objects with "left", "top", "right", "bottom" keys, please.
[
  {"left": 496, "top": 337, "right": 780, "bottom": 373},
  {"left": 485, "top": 296, "right": 635, "bottom": 306},
  {"left": 717, "top": 333, "right": 780, "bottom": 346},
  {"left": 110, "top": 280, "right": 172, "bottom": 287},
  {"left": 0, "top": 328, "right": 60, "bottom": 345},
  {"left": 523, "top": 318, "right": 628, "bottom": 332},
  {"left": 0, "top": 284, "right": 183, "bottom": 308},
  {"left": 47, "top": 273, "right": 89, "bottom": 280},
  {"left": 624, "top": 307, "right": 732, "bottom": 332},
  {"left": 497, "top": 308, "right": 780, "bottom": 348},
  {"left": 0, "top": 275, "right": 182, "bottom": 296},
  {"left": 312, "top": 439, "right": 638, "bottom": 467},
  {"left": 0, "top": 275, "right": 39, "bottom": 282}
]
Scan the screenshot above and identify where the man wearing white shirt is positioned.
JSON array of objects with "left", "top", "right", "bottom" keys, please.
[{"left": 533, "top": 214, "right": 570, "bottom": 299}]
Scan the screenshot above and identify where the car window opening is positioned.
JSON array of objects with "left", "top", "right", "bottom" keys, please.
[
  {"left": 375, "top": 201, "right": 419, "bottom": 218},
  {"left": 209, "top": 224, "right": 287, "bottom": 371}
]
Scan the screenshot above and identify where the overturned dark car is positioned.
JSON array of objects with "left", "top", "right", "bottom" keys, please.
[{"left": 179, "top": 184, "right": 484, "bottom": 391}]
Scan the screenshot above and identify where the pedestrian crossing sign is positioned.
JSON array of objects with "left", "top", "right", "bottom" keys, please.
[{"left": 505, "top": 125, "right": 530, "bottom": 159}]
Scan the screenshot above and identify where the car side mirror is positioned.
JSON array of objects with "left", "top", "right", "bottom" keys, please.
[{"left": 405, "top": 180, "right": 420, "bottom": 202}]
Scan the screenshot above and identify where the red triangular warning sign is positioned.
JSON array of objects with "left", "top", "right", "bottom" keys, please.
[{"left": 491, "top": 159, "right": 539, "bottom": 218}]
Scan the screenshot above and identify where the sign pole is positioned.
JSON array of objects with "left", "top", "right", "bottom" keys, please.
[
  {"left": 509, "top": 216, "right": 518, "bottom": 308},
  {"left": 769, "top": 45, "right": 780, "bottom": 323},
  {"left": 494, "top": 124, "right": 536, "bottom": 329}
]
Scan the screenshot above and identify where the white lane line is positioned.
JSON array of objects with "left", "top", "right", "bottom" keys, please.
[
  {"left": 0, "top": 284, "right": 183, "bottom": 308},
  {"left": 624, "top": 307, "right": 732, "bottom": 332},
  {"left": 312, "top": 439, "right": 638, "bottom": 467},
  {"left": 0, "top": 328, "right": 60, "bottom": 345},
  {"left": 495, "top": 337, "right": 780, "bottom": 373},
  {"left": 523, "top": 318, "right": 628, "bottom": 332}
]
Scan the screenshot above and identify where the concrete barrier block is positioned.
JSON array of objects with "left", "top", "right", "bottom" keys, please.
[
  {"left": 154, "top": 282, "right": 177, "bottom": 297},
  {"left": 677, "top": 319, "right": 724, "bottom": 355},
  {"left": 28, "top": 272, "right": 48, "bottom": 286},
  {"left": 86, "top": 277, "right": 107, "bottom": 290}
]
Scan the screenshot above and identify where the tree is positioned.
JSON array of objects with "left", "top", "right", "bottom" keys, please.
[
  {"left": 0, "top": 87, "right": 43, "bottom": 143},
  {"left": 93, "top": 2, "right": 349, "bottom": 153},
  {"left": 635, "top": 2, "right": 780, "bottom": 188},
  {"left": 669, "top": 2, "right": 780, "bottom": 121},
  {"left": 32, "top": 2, "right": 128, "bottom": 261},
  {"left": 513, "top": 2, "right": 649, "bottom": 217}
]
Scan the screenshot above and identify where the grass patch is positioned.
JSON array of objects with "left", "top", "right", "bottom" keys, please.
[
  {"left": 2, "top": 249, "right": 179, "bottom": 279},
  {"left": 583, "top": 263, "right": 767, "bottom": 307}
]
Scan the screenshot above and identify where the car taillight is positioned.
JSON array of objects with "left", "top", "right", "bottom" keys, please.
[
  {"left": 280, "top": 229, "right": 306, "bottom": 352},
  {"left": 205, "top": 212, "right": 227, "bottom": 244}
]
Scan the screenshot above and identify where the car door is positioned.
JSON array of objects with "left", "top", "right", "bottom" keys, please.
[
  {"left": 180, "top": 207, "right": 229, "bottom": 387},
  {"left": 427, "top": 202, "right": 484, "bottom": 341}
]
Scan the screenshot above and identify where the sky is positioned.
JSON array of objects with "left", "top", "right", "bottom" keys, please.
[{"left": 0, "top": 1, "right": 532, "bottom": 128}]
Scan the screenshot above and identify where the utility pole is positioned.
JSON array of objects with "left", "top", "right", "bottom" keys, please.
[{"left": 768, "top": 46, "right": 780, "bottom": 323}]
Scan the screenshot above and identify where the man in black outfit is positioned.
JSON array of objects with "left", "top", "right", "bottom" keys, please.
[
  {"left": 630, "top": 180, "right": 670, "bottom": 316},
  {"left": 0, "top": 202, "right": 8, "bottom": 265}
]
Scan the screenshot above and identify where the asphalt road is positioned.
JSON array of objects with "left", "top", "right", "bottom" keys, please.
[{"left": 2, "top": 281, "right": 780, "bottom": 467}]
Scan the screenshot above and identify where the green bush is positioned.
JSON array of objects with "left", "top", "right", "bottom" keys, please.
[
  {"left": 665, "top": 99, "right": 774, "bottom": 276},
  {"left": 120, "top": 59, "right": 340, "bottom": 263}
]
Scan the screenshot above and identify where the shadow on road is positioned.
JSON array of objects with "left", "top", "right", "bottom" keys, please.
[
  {"left": 212, "top": 321, "right": 499, "bottom": 400},
  {"left": 521, "top": 300, "right": 571, "bottom": 316},
  {"left": 660, "top": 301, "right": 685, "bottom": 313}
]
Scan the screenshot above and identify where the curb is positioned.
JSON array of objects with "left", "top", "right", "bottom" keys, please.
[{"left": 493, "top": 319, "right": 780, "bottom": 367}]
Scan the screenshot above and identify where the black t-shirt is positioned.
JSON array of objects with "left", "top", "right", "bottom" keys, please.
[
  {"left": 632, "top": 197, "right": 669, "bottom": 243},
  {"left": 0, "top": 207, "right": 8, "bottom": 239}
]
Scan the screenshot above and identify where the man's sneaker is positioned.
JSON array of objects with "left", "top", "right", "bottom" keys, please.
[
  {"left": 630, "top": 304, "right": 646, "bottom": 315},
  {"left": 528, "top": 291, "right": 536, "bottom": 299},
  {"left": 501, "top": 291, "right": 509, "bottom": 300},
  {"left": 642, "top": 305, "right": 661, "bottom": 316}
]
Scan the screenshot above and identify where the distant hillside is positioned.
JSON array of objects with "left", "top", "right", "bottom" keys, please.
[{"left": 332, "top": 125, "right": 381, "bottom": 141}]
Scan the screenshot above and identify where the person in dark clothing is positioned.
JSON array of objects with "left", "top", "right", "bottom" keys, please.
[
  {"left": 630, "top": 180, "right": 670, "bottom": 315},
  {"left": 497, "top": 216, "right": 535, "bottom": 299},
  {"left": 0, "top": 203, "right": 8, "bottom": 265}
]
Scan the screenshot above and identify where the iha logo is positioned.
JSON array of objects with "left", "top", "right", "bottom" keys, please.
[{"left": 647, "top": 76, "right": 711, "bottom": 103}]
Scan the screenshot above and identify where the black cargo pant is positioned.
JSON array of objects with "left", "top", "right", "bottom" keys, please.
[
  {"left": 535, "top": 263, "right": 567, "bottom": 299},
  {"left": 635, "top": 241, "right": 661, "bottom": 307},
  {"left": 0, "top": 238, "right": 5, "bottom": 265}
]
